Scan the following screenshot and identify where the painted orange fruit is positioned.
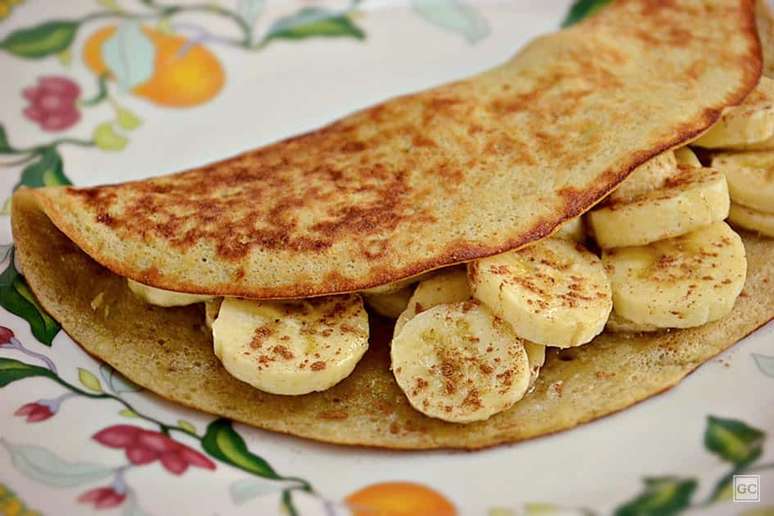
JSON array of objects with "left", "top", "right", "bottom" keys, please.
[
  {"left": 345, "top": 481, "right": 457, "bottom": 516},
  {"left": 83, "top": 26, "right": 225, "bottom": 107}
]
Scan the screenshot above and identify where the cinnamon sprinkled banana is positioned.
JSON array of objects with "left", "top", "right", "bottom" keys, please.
[
  {"left": 364, "top": 287, "right": 413, "bottom": 319},
  {"left": 694, "top": 77, "right": 774, "bottom": 149},
  {"left": 394, "top": 269, "right": 471, "bottom": 337},
  {"left": 391, "top": 300, "right": 530, "bottom": 423},
  {"left": 128, "top": 279, "right": 213, "bottom": 307},
  {"left": 603, "top": 222, "right": 746, "bottom": 329},
  {"left": 468, "top": 239, "right": 612, "bottom": 348},
  {"left": 711, "top": 151, "right": 774, "bottom": 214},
  {"left": 728, "top": 203, "right": 774, "bottom": 236},
  {"left": 212, "top": 294, "right": 368, "bottom": 395},
  {"left": 609, "top": 151, "right": 678, "bottom": 204},
  {"left": 588, "top": 167, "right": 729, "bottom": 248}
]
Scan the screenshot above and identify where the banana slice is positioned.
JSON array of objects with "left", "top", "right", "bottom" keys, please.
[
  {"left": 609, "top": 151, "right": 678, "bottom": 204},
  {"left": 128, "top": 279, "right": 213, "bottom": 307},
  {"left": 394, "top": 269, "right": 470, "bottom": 337},
  {"left": 588, "top": 167, "right": 729, "bottom": 248},
  {"left": 693, "top": 77, "right": 774, "bottom": 148},
  {"left": 553, "top": 217, "right": 584, "bottom": 242},
  {"left": 364, "top": 287, "right": 413, "bottom": 319},
  {"left": 605, "top": 311, "right": 659, "bottom": 334},
  {"left": 468, "top": 239, "right": 612, "bottom": 348},
  {"left": 603, "top": 222, "right": 746, "bottom": 329},
  {"left": 523, "top": 341, "right": 546, "bottom": 388},
  {"left": 675, "top": 147, "right": 701, "bottom": 167},
  {"left": 363, "top": 271, "right": 434, "bottom": 295},
  {"left": 711, "top": 152, "right": 774, "bottom": 214},
  {"left": 728, "top": 202, "right": 774, "bottom": 237},
  {"left": 212, "top": 294, "right": 369, "bottom": 395},
  {"left": 204, "top": 298, "right": 222, "bottom": 329},
  {"left": 391, "top": 301, "right": 530, "bottom": 423}
]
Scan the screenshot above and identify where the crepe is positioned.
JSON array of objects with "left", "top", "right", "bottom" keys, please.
[
  {"left": 29, "top": 0, "right": 760, "bottom": 299},
  {"left": 11, "top": 190, "right": 774, "bottom": 449}
]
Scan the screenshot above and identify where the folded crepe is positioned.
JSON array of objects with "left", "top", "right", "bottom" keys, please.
[{"left": 12, "top": 0, "right": 773, "bottom": 449}]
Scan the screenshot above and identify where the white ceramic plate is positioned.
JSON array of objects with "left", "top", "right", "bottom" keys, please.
[{"left": 0, "top": 1, "right": 772, "bottom": 514}]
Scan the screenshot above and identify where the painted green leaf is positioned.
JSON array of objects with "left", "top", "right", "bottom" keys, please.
[
  {"left": 0, "top": 254, "right": 60, "bottom": 346},
  {"left": 0, "top": 21, "right": 80, "bottom": 59},
  {"left": 704, "top": 416, "right": 765, "bottom": 466},
  {"left": 77, "top": 368, "right": 103, "bottom": 393},
  {"left": 707, "top": 471, "right": 735, "bottom": 503},
  {"left": 614, "top": 477, "right": 697, "bottom": 516},
  {"left": 177, "top": 419, "right": 197, "bottom": 434},
  {"left": 93, "top": 122, "right": 128, "bottom": 151},
  {"left": 0, "top": 125, "right": 12, "bottom": 153},
  {"left": 119, "top": 408, "right": 138, "bottom": 418},
  {"left": 115, "top": 105, "right": 142, "bottom": 131},
  {"left": 264, "top": 7, "right": 365, "bottom": 44},
  {"left": 0, "top": 357, "right": 56, "bottom": 387},
  {"left": 202, "top": 419, "right": 280, "bottom": 479},
  {"left": 0, "top": 440, "right": 113, "bottom": 487},
  {"left": 412, "top": 0, "right": 490, "bottom": 44},
  {"left": 17, "top": 148, "right": 71, "bottom": 189},
  {"left": 561, "top": 0, "right": 613, "bottom": 28}
]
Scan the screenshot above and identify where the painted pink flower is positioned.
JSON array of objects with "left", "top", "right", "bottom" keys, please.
[
  {"left": 93, "top": 425, "right": 216, "bottom": 475},
  {"left": 15, "top": 402, "right": 54, "bottom": 422},
  {"left": 77, "top": 487, "right": 126, "bottom": 509},
  {"left": 22, "top": 76, "right": 81, "bottom": 132},
  {"left": 0, "top": 326, "right": 14, "bottom": 347}
]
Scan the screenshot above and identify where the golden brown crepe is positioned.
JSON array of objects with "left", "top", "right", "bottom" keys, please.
[
  {"left": 10, "top": 0, "right": 773, "bottom": 450},
  {"left": 11, "top": 190, "right": 774, "bottom": 449},
  {"left": 29, "top": 0, "right": 760, "bottom": 299}
]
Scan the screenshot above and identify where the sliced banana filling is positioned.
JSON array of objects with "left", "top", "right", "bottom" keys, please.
[
  {"left": 711, "top": 151, "right": 774, "bottom": 214},
  {"left": 391, "top": 301, "right": 530, "bottom": 423},
  {"left": 674, "top": 147, "right": 702, "bottom": 167},
  {"left": 127, "top": 279, "right": 214, "bottom": 307},
  {"left": 693, "top": 77, "right": 774, "bottom": 149},
  {"left": 121, "top": 78, "right": 774, "bottom": 425},
  {"left": 468, "top": 238, "right": 612, "bottom": 348},
  {"left": 588, "top": 167, "right": 729, "bottom": 248},
  {"left": 603, "top": 222, "right": 746, "bottom": 329},
  {"left": 394, "top": 269, "right": 471, "bottom": 338},
  {"left": 605, "top": 311, "right": 659, "bottom": 334},
  {"left": 609, "top": 150, "right": 678, "bottom": 204},
  {"left": 552, "top": 217, "right": 585, "bottom": 242},
  {"left": 364, "top": 287, "right": 414, "bottom": 319},
  {"left": 728, "top": 202, "right": 774, "bottom": 237},
  {"left": 212, "top": 294, "right": 369, "bottom": 395}
]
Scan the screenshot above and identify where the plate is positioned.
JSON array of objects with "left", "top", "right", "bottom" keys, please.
[{"left": 0, "top": 1, "right": 772, "bottom": 514}]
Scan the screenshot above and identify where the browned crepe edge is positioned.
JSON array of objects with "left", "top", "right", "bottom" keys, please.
[{"left": 27, "top": 0, "right": 762, "bottom": 300}]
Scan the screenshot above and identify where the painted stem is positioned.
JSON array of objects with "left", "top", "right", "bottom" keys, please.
[{"left": 11, "top": 337, "right": 58, "bottom": 373}]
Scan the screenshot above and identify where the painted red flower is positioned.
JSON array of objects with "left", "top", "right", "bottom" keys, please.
[
  {"left": 15, "top": 402, "right": 54, "bottom": 422},
  {"left": 0, "top": 326, "right": 13, "bottom": 346},
  {"left": 22, "top": 76, "right": 81, "bottom": 132},
  {"left": 93, "top": 425, "right": 215, "bottom": 475},
  {"left": 77, "top": 487, "right": 126, "bottom": 509}
]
